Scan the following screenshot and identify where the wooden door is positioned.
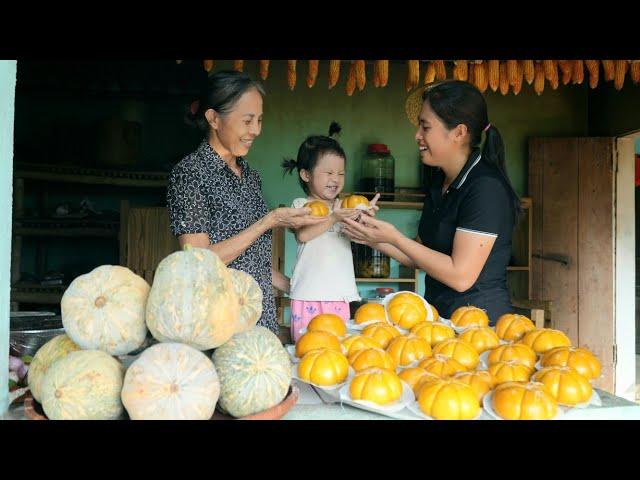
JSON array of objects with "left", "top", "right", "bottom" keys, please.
[{"left": 529, "top": 138, "right": 616, "bottom": 392}]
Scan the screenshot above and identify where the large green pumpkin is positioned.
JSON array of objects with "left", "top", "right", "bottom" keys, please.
[
  {"left": 121, "top": 343, "right": 220, "bottom": 420},
  {"left": 40, "top": 350, "right": 124, "bottom": 420},
  {"left": 146, "top": 246, "right": 240, "bottom": 350},
  {"left": 228, "top": 268, "right": 263, "bottom": 334},
  {"left": 28, "top": 334, "right": 81, "bottom": 403},
  {"left": 212, "top": 326, "right": 291, "bottom": 418},
  {"left": 61, "top": 265, "right": 150, "bottom": 355}
]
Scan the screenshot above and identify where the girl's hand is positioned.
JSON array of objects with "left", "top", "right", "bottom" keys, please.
[
  {"left": 330, "top": 198, "right": 361, "bottom": 222},
  {"left": 361, "top": 193, "right": 380, "bottom": 218},
  {"left": 342, "top": 214, "right": 401, "bottom": 245}
]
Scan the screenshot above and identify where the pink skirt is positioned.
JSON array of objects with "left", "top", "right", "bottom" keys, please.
[{"left": 290, "top": 300, "right": 350, "bottom": 343}]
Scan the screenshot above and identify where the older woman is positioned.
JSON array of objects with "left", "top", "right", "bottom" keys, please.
[{"left": 167, "top": 70, "right": 323, "bottom": 334}]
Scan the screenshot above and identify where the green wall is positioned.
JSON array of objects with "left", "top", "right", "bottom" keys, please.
[
  {"left": 1, "top": 60, "right": 17, "bottom": 415},
  {"left": 588, "top": 80, "right": 640, "bottom": 136},
  {"left": 13, "top": 60, "right": 591, "bottom": 311}
]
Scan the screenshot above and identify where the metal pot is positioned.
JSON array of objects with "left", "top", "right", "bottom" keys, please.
[{"left": 9, "top": 312, "right": 64, "bottom": 358}]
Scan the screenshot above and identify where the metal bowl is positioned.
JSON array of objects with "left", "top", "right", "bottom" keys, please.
[{"left": 9, "top": 313, "right": 65, "bottom": 358}]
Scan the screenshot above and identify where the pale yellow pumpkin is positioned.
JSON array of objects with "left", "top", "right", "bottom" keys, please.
[
  {"left": 145, "top": 246, "right": 240, "bottom": 351},
  {"left": 61, "top": 265, "right": 150, "bottom": 355},
  {"left": 228, "top": 268, "right": 263, "bottom": 334},
  {"left": 121, "top": 343, "right": 220, "bottom": 420},
  {"left": 28, "top": 334, "right": 81, "bottom": 403},
  {"left": 40, "top": 350, "right": 124, "bottom": 420}
]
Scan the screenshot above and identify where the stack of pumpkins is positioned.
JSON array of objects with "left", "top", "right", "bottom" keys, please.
[
  {"left": 27, "top": 245, "right": 292, "bottom": 420},
  {"left": 293, "top": 292, "right": 603, "bottom": 420}
]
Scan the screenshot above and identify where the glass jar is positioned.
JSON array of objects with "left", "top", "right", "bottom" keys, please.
[
  {"left": 354, "top": 244, "right": 390, "bottom": 278},
  {"left": 367, "top": 287, "right": 394, "bottom": 304},
  {"left": 361, "top": 144, "right": 395, "bottom": 201}
]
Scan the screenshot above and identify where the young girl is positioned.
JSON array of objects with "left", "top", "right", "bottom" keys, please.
[{"left": 282, "top": 122, "right": 365, "bottom": 341}]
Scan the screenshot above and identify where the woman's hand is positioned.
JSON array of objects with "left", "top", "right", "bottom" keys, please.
[
  {"left": 342, "top": 213, "right": 402, "bottom": 245},
  {"left": 269, "top": 207, "right": 326, "bottom": 229},
  {"left": 361, "top": 193, "right": 380, "bottom": 218}
]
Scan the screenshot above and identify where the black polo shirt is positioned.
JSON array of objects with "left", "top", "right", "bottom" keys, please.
[{"left": 418, "top": 148, "right": 515, "bottom": 325}]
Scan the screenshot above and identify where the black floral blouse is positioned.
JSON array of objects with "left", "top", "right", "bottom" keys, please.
[{"left": 167, "top": 140, "right": 277, "bottom": 334}]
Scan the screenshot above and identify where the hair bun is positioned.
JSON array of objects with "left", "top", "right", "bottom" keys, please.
[{"left": 328, "top": 121, "right": 342, "bottom": 137}]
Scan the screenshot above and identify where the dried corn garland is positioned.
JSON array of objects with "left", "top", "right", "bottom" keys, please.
[
  {"left": 584, "top": 60, "right": 600, "bottom": 89},
  {"left": 434, "top": 60, "right": 447, "bottom": 80},
  {"left": 328, "top": 60, "right": 341, "bottom": 89},
  {"left": 614, "top": 60, "right": 628, "bottom": 90},
  {"left": 287, "top": 60, "right": 297, "bottom": 90},
  {"left": 548, "top": 61, "right": 559, "bottom": 90},
  {"left": 233, "top": 60, "right": 244, "bottom": 72},
  {"left": 453, "top": 60, "right": 468, "bottom": 81},
  {"left": 631, "top": 61, "right": 640, "bottom": 84},
  {"left": 378, "top": 60, "right": 389, "bottom": 87},
  {"left": 346, "top": 62, "right": 356, "bottom": 96},
  {"left": 558, "top": 60, "right": 573, "bottom": 85},
  {"left": 499, "top": 62, "right": 510, "bottom": 95},
  {"left": 542, "top": 60, "right": 556, "bottom": 81},
  {"left": 424, "top": 61, "right": 436, "bottom": 84},
  {"left": 521, "top": 60, "right": 535, "bottom": 85},
  {"left": 203, "top": 60, "right": 214, "bottom": 72},
  {"left": 406, "top": 60, "right": 420, "bottom": 91},
  {"left": 572, "top": 60, "right": 584, "bottom": 84},
  {"left": 488, "top": 60, "right": 500, "bottom": 91},
  {"left": 534, "top": 61, "right": 545, "bottom": 95},
  {"left": 355, "top": 60, "right": 366, "bottom": 91},
  {"left": 259, "top": 60, "right": 270, "bottom": 80},
  {"left": 602, "top": 60, "right": 615, "bottom": 81},
  {"left": 307, "top": 60, "right": 319, "bottom": 88}
]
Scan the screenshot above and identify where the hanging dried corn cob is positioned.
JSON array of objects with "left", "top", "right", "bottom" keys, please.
[
  {"left": 424, "top": 61, "right": 436, "bottom": 84},
  {"left": 572, "top": 60, "right": 584, "bottom": 84},
  {"left": 549, "top": 61, "right": 559, "bottom": 90},
  {"left": 499, "top": 62, "right": 510, "bottom": 95},
  {"left": 631, "top": 61, "right": 640, "bottom": 84},
  {"left": 541, "top": 60, "right": 555, "bottom": 81},
  {"left": 558, "top": 60, "right": 572, "bottom": 85},
  {"left": 602, "top": 60, "right": 615, "bottom": 81},
  {"left": 176, "top": 60, "right": 183, "bottom": 65},
  {"left": 512, "top": 61, "right": 524, "bottom": 95},
  {"left": 287, "top": 60, "right": 297, "bottom": 91},
  {"left": 203, "top": 60, "right": 214, "bottom": 72},
  {"left": 468, "top": 63, "right": 476, "bottom": 87},
  {"left": 453, "top": 60, "right": 468, "bottom": 81},
  {"left": 584, "top": 60, "right": 600, "bottom": 89},
  {"left": 355, "top": 60, "right": 366, "bottom": 91},
  {"left": 346, "top": 62, "right": 356, "bottom": 96},
  {"left": 521, "top": 60, "right": 535, "bottom": 85},
  {"left": 476, "top": 62, "right": 489, "bottom": 93},
  {"left": 378, "top": 60, "right": 389, "bottom": 87},
  {"left": 328, "top": 60, "right": 341, "bottom": 89},
  {"left": 233, "top": 60, "right": 244, "bottom": 72},
  {"left": 488, "top": 60, "right": 500, "bottom": 91},
  {"left": 614, "top": 60, "right": 628, "bottom": 90},
  {"left": 406, "top": 60, "right": 419, "bottom": 91},
  {"left": 259, "top": 60, "right": 270, "bottom": 80},
  {"left": 307, "top": 60, "right": 319, "bottom": 88},
  {"left": 534, "top": 61, "right": 545, "bottom": 95},
  {"left": 506, "top": 60, "right": 518, "bottom": 86},
  {"left": 434, "top": 60, "right": 447, "bottom": 80}
]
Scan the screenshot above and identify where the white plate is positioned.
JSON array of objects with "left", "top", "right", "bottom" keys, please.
[
  {"left": 291, "top": 364, "right": 356, "bottom": 392},
  {"left": 339, "top": 380, "right": 413, "bottom": 414},
  {"left": 482, "top": 391, "right": 564, "bottom": 420},
  {"left": 345, "top": 318, "right": 386, "bottom": 331},
  {"left": 383, "top": 291, "right": 437, "bottom": 323},
  {"left": 478, "top": 351, "right": 491, "bottom": 370},
  {"left": 406, "top": 401, "right": 484, "bottom": 420},
  {"left": 562, "top": 390, "right": 602, "bottom": 409}
]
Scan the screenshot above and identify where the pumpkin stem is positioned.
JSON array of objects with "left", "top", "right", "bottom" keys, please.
[{"left": 94, "top": 296, "right": 107, "bottom": 308}]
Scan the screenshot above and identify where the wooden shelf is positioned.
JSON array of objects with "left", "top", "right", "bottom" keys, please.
[
  {"left": 356, "top": 278, "right": 417, "bottom": 283},
  {"left": 343, "top": 193, "right": 532, "bottom": 212},
  {"left": 11, "top": 283, "right": 67, "bottom": 304},
  {"left": 507, "top": 266, "right": 530, "bottom": 271},
  {"left": 13, "top": 218, "right": 119, "bottom": 238},
  {"left": 13, "top": 163, "right": 169, "bottom": 188}
]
